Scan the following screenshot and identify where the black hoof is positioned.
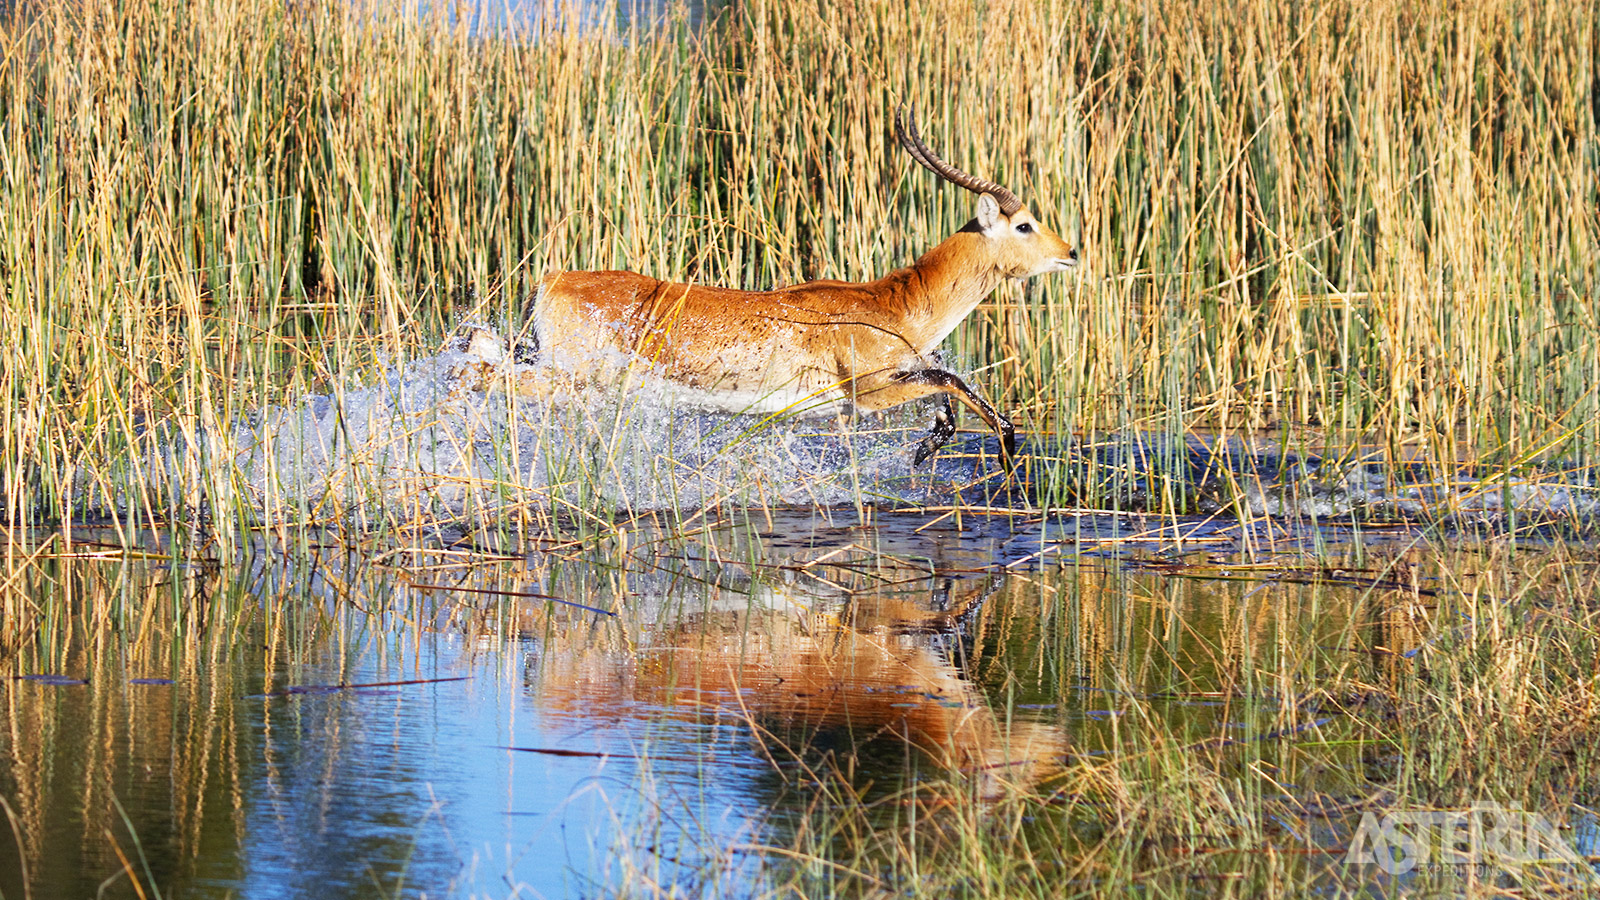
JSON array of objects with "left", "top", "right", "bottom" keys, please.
[{"left": 913, "top": 398, "right": 958, "bottom": 467}]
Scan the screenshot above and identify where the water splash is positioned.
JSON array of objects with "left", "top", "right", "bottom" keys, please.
[
  {"left": 221, "top": 327, "right": 984, "bottom": 522},
  {"left": 108, "top": 330, "right": 1599, "bottom": 530}
]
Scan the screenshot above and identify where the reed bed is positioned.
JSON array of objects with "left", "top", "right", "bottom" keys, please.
[
  {"left": 0, "top": 0, "right": 1596, "bottom": 531},
  {"left": 4, "top": 3, "right": 1597, "bottom": 895}
]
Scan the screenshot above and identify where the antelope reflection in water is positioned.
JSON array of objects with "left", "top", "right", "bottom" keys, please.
[{"left": 520, "top": 563, "right": 1068, "bottom": 797}]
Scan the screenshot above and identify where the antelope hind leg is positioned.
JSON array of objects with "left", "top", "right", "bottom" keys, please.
[
  {"left": 443, "top": 327, "right": 573, "bottom": 402},
  {"left": 451, "top": 362, "right": 583, "bottom": 403}
]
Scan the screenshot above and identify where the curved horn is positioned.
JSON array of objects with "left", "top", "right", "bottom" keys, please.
[{"left": 895, "top": 107, "right": 1023, "bottom": 217}]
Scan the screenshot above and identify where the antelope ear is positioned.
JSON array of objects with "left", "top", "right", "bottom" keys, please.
[{"left": 976, "top": 193, "right": 1002, "bottom": 231}]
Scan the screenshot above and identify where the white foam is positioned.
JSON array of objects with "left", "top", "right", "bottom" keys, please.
[{"left": 220, "top": 330, "right": 958, "bottom": 522}]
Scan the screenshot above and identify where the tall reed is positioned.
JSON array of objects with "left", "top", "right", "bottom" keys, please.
[{"left": 1, "top": 0, "right": 1595, "bottom": 527}]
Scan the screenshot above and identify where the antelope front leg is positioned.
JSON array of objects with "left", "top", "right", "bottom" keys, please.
[
  {"left": 891, "top": 369, "right": 1017, "bottom": 469},
  {"left": 913, "top": 395, "right": 958, "bottom": 466}
]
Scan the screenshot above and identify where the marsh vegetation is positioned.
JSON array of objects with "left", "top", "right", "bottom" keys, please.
[{"left": 0, "top": 0, "right": 1597, "bottom": 895}]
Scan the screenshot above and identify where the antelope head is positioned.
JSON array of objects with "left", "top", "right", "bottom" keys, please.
[{"left": 895, "top": 109, "right": 1079, "bottom": 279}]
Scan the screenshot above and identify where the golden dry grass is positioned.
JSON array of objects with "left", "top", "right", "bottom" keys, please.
[{"left": 0, "top": 0, "right": 1594, "bottom": 526}]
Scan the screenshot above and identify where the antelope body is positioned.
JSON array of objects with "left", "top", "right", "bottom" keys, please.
[{"left": 527, "top": 112, "right": 1078, "bottom": 465}]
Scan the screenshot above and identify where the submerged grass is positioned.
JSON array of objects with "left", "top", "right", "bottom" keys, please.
[
  {"left": 2, "top": 516, "right": 1599, "bottom": 896},
  {"left": 0, "top": 0, "right": 1595, "bottom": 530},
  {"left": 588, "top": 534, "right": 1600, "bottom": 898}
]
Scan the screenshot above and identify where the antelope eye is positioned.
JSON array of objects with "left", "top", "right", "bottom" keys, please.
[{"left": 1016, "top": 222, "right": 1034, "bottom": 234}]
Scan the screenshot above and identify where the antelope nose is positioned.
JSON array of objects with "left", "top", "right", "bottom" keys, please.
[{"left": 1066, "top": 248, "right": 1080, "bottom": 267}]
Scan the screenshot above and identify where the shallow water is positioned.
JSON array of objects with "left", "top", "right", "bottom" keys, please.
[
  {"left": 5, "top": 506, "right": 1591, "bottom": 898},
  {"left": 12, "top": 339, "right": 1600, "bottom": 897}
]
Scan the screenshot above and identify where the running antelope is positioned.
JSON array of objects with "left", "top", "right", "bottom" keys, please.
[{"left": 493, "top": 110, "right": 1078, "bottom": 466}]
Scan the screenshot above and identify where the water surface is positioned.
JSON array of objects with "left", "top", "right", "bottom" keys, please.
[
  {"left": 10, "top": 340, "right": 1600, "bottom": 897},
  {"left": 0, "top": 508, "right": 1536, "bottom": 898}
]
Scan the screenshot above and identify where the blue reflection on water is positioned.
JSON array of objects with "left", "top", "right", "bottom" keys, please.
[{"left": 218, "top": 637, "right": 766, "bottom": 897}]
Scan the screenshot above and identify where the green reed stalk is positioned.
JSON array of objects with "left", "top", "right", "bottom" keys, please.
[{"left": 1, "top": 0, "right": 1594, "bottom": 527}]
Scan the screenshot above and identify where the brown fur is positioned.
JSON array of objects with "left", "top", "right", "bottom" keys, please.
[{"left": 508, "top": 118, "right": 1079, "bottom": 466}]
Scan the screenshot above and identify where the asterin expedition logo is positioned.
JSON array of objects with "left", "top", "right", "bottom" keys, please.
[{"left": 1345, "top": 801, "right": 1596, "bottom": 882}]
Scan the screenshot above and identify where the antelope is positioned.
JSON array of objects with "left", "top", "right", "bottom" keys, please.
[{"left": 496, "top": 110, "right": 1078, "bottom": 466}]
